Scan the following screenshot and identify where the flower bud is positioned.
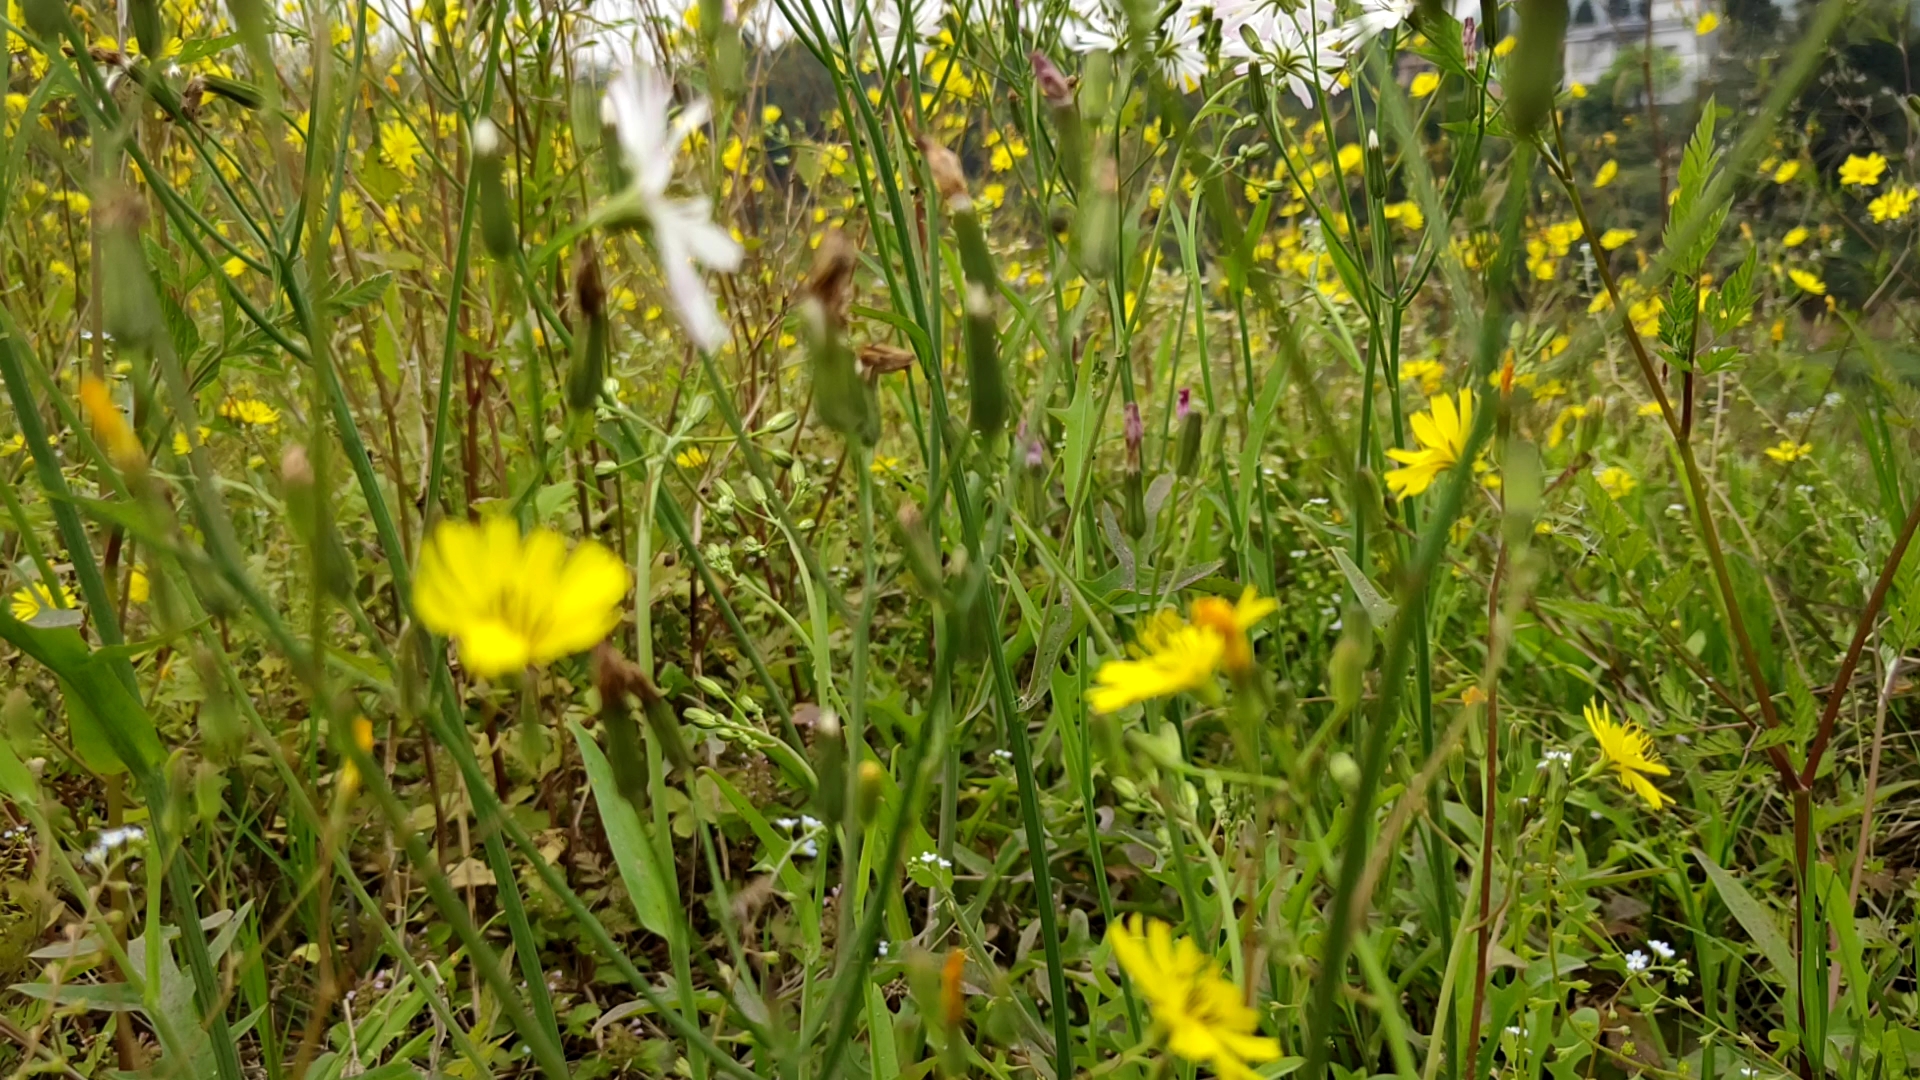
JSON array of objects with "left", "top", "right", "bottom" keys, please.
[
  {"left": 856, "top": 759, "right": 886, "bottom": 822},
  {"left": 473, "top": 119, "right": 519, "bottom": 259},
  {"left": 568, "top": 245, "right": 609, "bottom": 413},
  {"left": 97, "top": 191, "right": 163, "bottom": 351},
  {"left": 920, "top": 137, "right": 970, "bottom": 209},
  {"left": 963, "top": 285, "right": 1006, "bottom": 437},
  {"left": 811, "top": 707, "right": 845, "bottom": 824},
  {"left": 129, "top": 0, "right": 165, "bottom": 64},
  {"left": 1030, "top": 51, "right": 1084, "bottom": 186},
  {"left": 1176, "top": 391, "right": 1203, "bottom": 477},
  {"left": 856, "top": 342, "right": 915, "bottom": 380}
]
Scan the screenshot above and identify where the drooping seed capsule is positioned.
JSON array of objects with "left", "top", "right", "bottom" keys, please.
[
  {"left": 922, "top": 138, "right": 1009, "bottom": 437},
  {"left": 802, "top": 232, "right": 877, "bottom": 443},
  {"left": 567, "top": 244, "right": 608, "bottom": 413}
]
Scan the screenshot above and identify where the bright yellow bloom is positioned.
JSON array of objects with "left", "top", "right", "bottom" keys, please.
[
  {"left": 1584, "top": 700, "right": 1670, "bottom": 810},
  {"left": 1400, "top": 359, "right": 1446, "bottom": 394},
  {"left": 1772, "top": 160, "right": 1799, "bottom": 184},
  {"left": 1782, "top": 226, "right": 1808, "bottom": 247},
  {"left": 223, "top": 256, "right": 248, "bottom": 278},
  {"left": 1764, "top": 439, "right": 1812, "bottom": 463},
  {"left": 379, "top": 119, "right": 425, "bottom": 178},
  {"left": 1788, "top": 268, "right": 1826, "bottom": 296},
  {"left": 340, "top": 715, "right": 377, "bottom": 792},
  {"left": 127, "top": 567, "right": 150, "bottom": 604},
  {"left": 1594, "top": 159, "right": 1618, "bottom": 188},
  {"left": 1108, "top": 916, "right": 1280, "bottom": 1080},
  {"left": 173, "top": 426, "right": 212, "bottom": 456},
  {"left": 1599, "top": 227, "right": 1635, "bottom": 250},
  {"left": 1493, "top": 35, "right": 1516, "bottom": 56},
  {"left": 1190, "top": 587, "right": 1278, "bottom": 676},
  {"left": 220, "top": 398, "right": 280, "bottom": 427},
  {"left": 10, "top": 582, "right": 76, "bottom": 623},
  {"left": 1409, "top": 71, "right": 1440, "bottom": 98},
  {"left": 761, "top": 104, "right": 782, "bottom": 124},
  {"left": 1385, "top": 388, "right": 1473, "bottom": 499},
  {"left": 1596, "top": 465, "right": 1636, "bottom": 498},
  {"left": 1382, "top": 200, "right": 1424, "bottom": 231},
  {"left": 1087, "top": 619, "right": 1224, "bottom": 715},
  {"left": 1694, "top": 11, "right": 1720, "bottom": 33},
  {"left": 413, "top": 517, "right": 630, "bottom": 679},
  {"left": 1569, "top": 82, "right": 1587, "bottom": 98},
  {"left": 1838, "top": 152, "right": 1886, "bottom": 188},
  {"left": 1868, "top": 185, "right": 1916, "bottom": 223},
  {"left": 79, "top": 375, "right": 143, "bottom": 469},
  {"left": 674, "top": 446, "right": 709, "bottom": 469},
  {"left": 869, "top": 454, "right": 903, "bottom": 477}
]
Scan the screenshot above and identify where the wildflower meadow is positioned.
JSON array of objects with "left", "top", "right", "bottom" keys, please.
[{"left": 0, "top": 0, "right": 1918, "bottom": 1077}]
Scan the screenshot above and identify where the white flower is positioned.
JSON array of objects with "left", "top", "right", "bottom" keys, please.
[
  {"left": 1220, "top": 0, "right": 1347, "bottom": 105},
  {"left": 1648, "top": 939, "right": 1675, "bottom": 960},
  {"left": 602, "top": 63, "right": 743, "bottom": 353},
  {"left": 1062, "top": 0, "right": 1125, "bottom": 53},
  {"left": 1624, "top": 949, "right": 1650, "bottom": 973},
  {"left": 1331, "top": 0, "right": 1416, "bottom": 53},
  {"left": 1155, "top": 1, "right": 1212, "bottom": 91},
  {"left": 866, "top": 0, "right": 944, "bottom": 63}
]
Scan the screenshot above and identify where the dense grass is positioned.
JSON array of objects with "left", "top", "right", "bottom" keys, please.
[{"left": 0, "top": 0, "right": 1917, "bottom": 1078}]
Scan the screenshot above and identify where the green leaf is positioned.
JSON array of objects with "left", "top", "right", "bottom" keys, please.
[
  {"left": 1693, "top": 847, "right": 1795, "bottom": 981},
  {"left": 324, "top": 271, "right": 395, "bottom": 315},
  {"left": 1332, "top": 550, "right": 1399, "bottom": 626},
  {"left": 568, "top": 721, "right": 679, "bottom": 941},
  {"left": 0, "top": 613, "right": 163, "bottom": 776}
]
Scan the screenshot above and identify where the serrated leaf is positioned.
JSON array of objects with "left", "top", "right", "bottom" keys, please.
[{"left": 324, "top": 271, "right": 394, "bottom": 315}]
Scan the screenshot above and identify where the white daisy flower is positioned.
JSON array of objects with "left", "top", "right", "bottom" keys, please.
[{"left": 601, "top": 62, "right": 743, "bottom": 353}]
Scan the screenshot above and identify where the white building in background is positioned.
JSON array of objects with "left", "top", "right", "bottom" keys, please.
[{"left": 1563, "top": 0, "right": 1719, "bottom": 100}]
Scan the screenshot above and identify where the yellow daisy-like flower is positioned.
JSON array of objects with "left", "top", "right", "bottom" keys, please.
[
  {"left": 220, "top": 398, "right": 280, "bottom": 428},
  {"left": 1764, "top": 439, "right": 1812, "bottom": 463},
  {"left": 674, "top": 446, "right": 709, "bottom": 469},
  {"left": 413, "top": 517, "right": 631, "bottom": 679},
  {"left": 1868, "top": 185, "right": 1916, "bottom": 224},
  {"left": 1385, "top": 388, "right": 1474, "bottom": 499},
  {"left": 127, "top": 567, "right": 150, "bottom": 604},
  {"left": 1694, "top": 11, "right": 1720, "bottom": 33},
  {"left": 1787, "top": 268, "right": 1826, "bottom": 296},
  {"left": 1190, "top": 587, "right": 1279, "bottom": 676},
  {"left": 1772, "top": 160, "right": 1800, "bottom": 184},
  {"left": 379, "top": 119, "right": 425, "bottom": 178},
  {"left": 1596, "top": 465, "right": 1637, "bottom": 498},
  {"left": 1493, "top": 34, "right": 1516, "bottom": 56},
  {"left": 1594, "top": 159, "right": 1618, "bottom": 188},
  {"left": 78, "top": 375, "right": 143, "bottom": 470},
  {"left": 1409, "top": 71, "right": 1440, "bottom": 98},
  {"left": 1087, "top": 621, "right": 1224, "bottom": 715},
  {"left": 1108, "top": 916, "right": 1280, "bottom": 1080},
  {"left": 1837, "top": 152, "right": 1886, "bottom": 188},
  {"left": 10, "top": 582, "right": 77, "bottom": 623},
  {"left": 173, "top": 426, "right": 212, "bottom": 456},
  {"left": 1782, "top": 226, "right": 1808, "bottom": 247},
  {"left": 1584, "top": 700, "right": 1670, "bottom": 810},
  {"left": 1599, "top": 227, "right": 1636, "bottom": 250}
]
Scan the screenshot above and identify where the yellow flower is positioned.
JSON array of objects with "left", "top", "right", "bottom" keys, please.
[
  {"left": 1787, "top": 268, "right": 1826, "bottom": 296},
  {"left": 1409, "top": 71, "right": 1440, "bottom": 98},
  {"left": 761, "top": 104, "right": 782, "bottom": 125},
  {"left": 127, "top": 567, "right": 150, "bottom": 604},
  {"left": 1569, "top": 81, "right": 1587, "bottom": 98},
  {"left": 1637, "top": 400, "right": 1665, "bottom": 417},
  {"left": 1382, "top": 200, "right": 1424, "bottom": 231},
  {"left": 1190, "top": 587, "right": 1278, "bottom": 676},
  {"left": 1594, "top": 159, "right": 1618, "bottom": 188},
  {"left": 1782, "top": 226, "right": 1808, "bottom": 247},
  {"left": 1337, "top": 143, "right": 1363, "bottom": 172},
  {"left": 1087, "top": 618, "right": 1224, "bottom": 714},
  {"left": 379, "top": 119, "right": 424, "bottom": 178},
  {"left": 1400, "top": 359, "right": 1446, "bottom": 394},
  {"left": 1108, "top": 916, "right": 1280, "bottom": 1080},
  {"left": 413, "top": 517, "right": 631, "bottom": 679},
  {"left": 223, "top": 256, "right": 248, "bottom": 278},
  {"left": 1837, "top": 152, "right": 1886, "bottom": 188},
  {"left": 869, "top": 454, "right": 903, "bottom": 477},
  {"left": 674, "top": 446, "right": 709, "bottom": 469},
  {"left": 1695, "top": 11, "right": 1720, "bottom": 33},
  {"left": 1764, "top": 439, "right": 1811, "bottom": 463},
  {"left": 1599, "top": 227, "right": 1635, "bottom": 250},
  {"left": 1868, "top": 185, "right": 1916, "bottom": 224},
  {"left": 10, "top": 582, "right": 76, "bottom": 623},
  {"left": 1596, "top": 465, "right": 1636, "bottom": 498},
  {"left": 1385, "top": 388, "right": 1473, "bottom": 499},
  {"left": 340, "top": 715, "right": 376, "bottom": 792},
  {"left": 220, "top": 398, "right": 280, "bottom": 427},
  {"left": 1584, "top": 700, "right": 1670, "bottom": 810},
  {"left": 173, "top": 426, "right": 212, "bottom": 456},
  {"left": 79, "top": 375, "right": 143, "bottom": 469},
  {"left": 1493, "top": 35, "right": 1516, "bottom": 56},
  {"left": 1772, "top": 160, "right": 1799, "bottom": 184}
]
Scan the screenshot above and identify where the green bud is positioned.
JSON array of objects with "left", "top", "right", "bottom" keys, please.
[
  {"left": 963, "top": 285, "right": 1006, "bottom": 437},
  {"left": 97, "top": 193, "right": 163, "bottom": 351},
  {"left": 473, "top": 119, "right": 518, "bottom": 259},
  {"left": 568, "top": 248, "right": 608, "bottom": 414},
  {"left": 1506, "top": 0, "right": 1569, "bottom": 137},
  {"left": 856, "top": 759, "right": 886, "bottom": 822},
  {"left": 129, "top": 0, "right": 165, "bottom": 64},
  {"left": 1176, "top": 399, "right": 1203, "bottom": 477},
  {"left": 1328, "top": 751, "right": 1360, "bottom": 792},
  {"left": 1122, "top": 468, "right": 1146, "bottom": 538},
  {"left": 812, "top": 708, "right": 845, "bottom": 825}
]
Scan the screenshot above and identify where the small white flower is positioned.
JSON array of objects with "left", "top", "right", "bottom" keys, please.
[
  {"left": 800, "top": 814, "right": 823, "bottom": 830},
  {"left": 772, "top": 816, "right": 798, "bottom": 830},
  {"left": 796, "top": 839, "right": 819, "bottom": 858},
  {"left": 1624, "top": 949, "right": 1650, "bottom": 973},
  {"left": 1330, "top": 0, "right": 1416, "bottom": 53},
  {"left": 602, "top": 63, "right": 743, "bottom": 353},
  {"left": 876, "top": 940, "right": 890, "bottom": 958},
  {"left": 1648, "top": 939, "right": 1675, "bottom": 960}
]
